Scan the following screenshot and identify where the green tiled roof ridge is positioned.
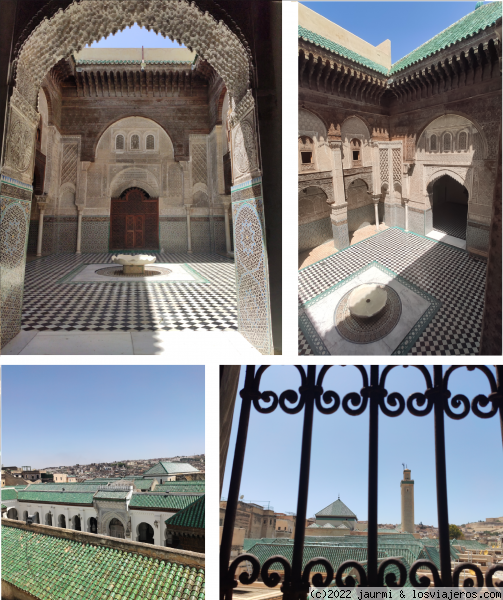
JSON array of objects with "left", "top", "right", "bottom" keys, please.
[
  {"left": 298, "top": 26, "right": 389, "bottom": 76},
  {"left": 391, "top": 2, "right": 502, "bottom": 74},
  {"left": 165, "top": 495, "right": 205, "bottom": 529},
  {"left": 299, "top": 3, "right": 502, "bottom": 79}
]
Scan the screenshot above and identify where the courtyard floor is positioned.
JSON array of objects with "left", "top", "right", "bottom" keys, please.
[
  {"left": 3, "top": 251, "right": 261, "bottom": 356},
  {"left": 298, "top": 227, "right": 487, "bottom": 355}
]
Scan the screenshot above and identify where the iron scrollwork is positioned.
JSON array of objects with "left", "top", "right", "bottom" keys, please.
[{"left": 220, "top": 365, "right": 502, "bottom": 599}]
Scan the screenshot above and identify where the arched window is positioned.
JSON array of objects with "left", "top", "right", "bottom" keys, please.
[
  {"left": 115, "top": 134, "right": 125, "bottom": 150},
  {"left": 430, "top": 135, "right": 437, "bottom": 151},
  {"left": 146, "top": 134, "right": 155, "bottom": 150},
  {"left": 443, "top": 132, "right": 451, "bottom": 152},
  {"left": 350, "top": 138, "right": 362, "bottom": 166},
  {"left": 298, "top": 136, "right": 314, "bottom": 171},
  {"left": 459, "top": 131, "right": 467, "bottom": 151},
  {"left": 131, "top": 134, "right": 140, "bottom": 150}
]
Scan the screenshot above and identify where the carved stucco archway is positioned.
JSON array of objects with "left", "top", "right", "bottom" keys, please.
[
  {"left": 99, "top": 511, "right": 129, "bottom": 537},
  {"left": 1, "top": 0, "right": 273, "bottom": 353},
  {"left": 425, "top": 167, "right": 472, "bottom": 210}
]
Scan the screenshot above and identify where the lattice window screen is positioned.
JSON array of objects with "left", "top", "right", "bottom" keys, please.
[
  {"left": 392, "top": 148, "right": 402, "bottom": 184},
  {"left": 379, "top": 148, "right": 389, "bottom": 186}
]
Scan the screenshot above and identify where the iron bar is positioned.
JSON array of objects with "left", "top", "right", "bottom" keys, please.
[
  {"left": 220, "top": 366, "right": 255, "bottom": 600},
  {"left": 367, "top": 365, "right": 379, "bottom": 586},
  {"left": 433, "top": 365, "right": 452, "bottom": 586},
  {"left": 286, "top": 365, "right": 316, "bottom": 600},
  {"left": 497, "top": 366, "right": 503, "bottom": 448}
]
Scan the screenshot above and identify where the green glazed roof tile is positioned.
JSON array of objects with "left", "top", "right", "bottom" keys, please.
[
  {"left": 129, "top": 493, "right": 201, "bottom": 510},
  {"left": 1, "top": 489, "right": 18, "bottom": 501},
  {"left": 165, "top": 496, "right": 205, "bottom": 529},
  {"left": 315, "top": 498, "right": 357, "bottom": 519},
  {"left": 300, "top": 3, "right": 502, "bottom": 79},
  {"left": 299, "top": 25, "right": 389, "bottom": 75},
  {"left": 391, "top": 2, "right": 502, "bottom": 74},
  {"left": 156, "top": 482, "right": 205, "bottom": 494},
  {"left": 1, "top": 504, "right": 7, "bottom": 509},
  {"left": 17, "top": 491, "right": 95, "bottom": 505},
  {"left": 143, "top": 462, "right": 199, "bottom": 476},
  {"left": 2, "top": 523, "right": 205, "bottom": 600}
]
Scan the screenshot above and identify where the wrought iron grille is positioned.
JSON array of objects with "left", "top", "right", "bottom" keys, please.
[{"left": 220, "top": 365, "right": 503, "bottom": 598}]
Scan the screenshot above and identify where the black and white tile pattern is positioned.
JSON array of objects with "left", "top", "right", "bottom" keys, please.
[
  {"left": 299, "top": 228, "right": 486, "bottom": 355},
  {"left": 22, "top": 252, "right": 238, "bottom": 332}
]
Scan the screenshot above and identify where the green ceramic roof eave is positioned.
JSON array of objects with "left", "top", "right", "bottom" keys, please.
[
  {"left": 391, "top": 2, "right": 502, "bottom": 74},
  {"left": 165, "top": 495, "right": 205, "bottom": 530},
  {"left": 129, "top": 493, "right": 201, "bottom": 510},
  {"left": 300, "top": 3, "right": 502, "bottom": 80},
  {"left": 298, "top": 25, "right": 389, "bottom": 76},
  {"left": 2, "top": 524, "right": 205, "bottom": 600}
]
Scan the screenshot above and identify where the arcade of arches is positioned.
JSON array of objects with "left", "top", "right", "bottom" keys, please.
[
  {"left": 0, "top": 0, "right": 282, "bottom": 355},
  {"left": 298, "top": 2, "right": 502, "bottom": 356}
]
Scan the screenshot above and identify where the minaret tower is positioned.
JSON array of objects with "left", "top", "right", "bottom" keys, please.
[{"left": 400, "top": 467, "right": 414, "bottom": 533}]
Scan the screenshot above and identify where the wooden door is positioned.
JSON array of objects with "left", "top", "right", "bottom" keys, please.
[
  {"left": 110, "top": 188, "right": 159, "bottom": 250},
  {"left": 134, "top": 215, "right": 144, "bottom": 248}
]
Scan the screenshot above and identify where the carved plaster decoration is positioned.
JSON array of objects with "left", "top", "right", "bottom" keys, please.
[
  {"left": 5, "top": 115, "right": 34, "bottom": 174},
  {"left": 229, "top": 89, "right": 255, "bottom": 128},
  {"left": 12, "top": 0, "right": 251, "bottom": 115},
  {"left": 232, "top": 116, "right": 258, "bottom": 179},
  {"left": 298, "top": 172, "right": 335, "bottom": 204}
]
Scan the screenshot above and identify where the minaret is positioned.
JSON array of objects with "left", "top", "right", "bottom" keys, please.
[{"left": 401, "top": 467, "right": 414, "bottom": 533}]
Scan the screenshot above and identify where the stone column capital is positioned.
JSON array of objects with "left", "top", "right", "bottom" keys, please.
[
  {"left": 371, "top": 194, "right": 381, "bottom": 204},
  {"left": 76, "top": 204, "right": 85, "bottom": 214},
  {"left": 184, "top": 204, "right": 193, "bottom": 214},
  {"left": 37, "top": 201, "right": 48, "bottom": 211},
  {"left": 81, "top": 161, "right": 91, "bottom": 172},
  {"left": 329, "top": 140, "right": 343, "bottom": 150},
  {"left": 402, "top": 197, "right": 410, "bottom": 205}
]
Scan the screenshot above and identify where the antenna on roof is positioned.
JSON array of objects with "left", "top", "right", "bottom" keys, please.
[{"left": 338, "top": 493, "right": 340, "bottom": 500}]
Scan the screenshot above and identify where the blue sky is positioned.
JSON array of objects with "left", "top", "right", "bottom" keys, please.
[
  {"left": 86, "top": 24, "right": 185, "bottom": 49},
  {"left": 2, "top": 366, "right": 204, "bottom": 469},
  {"left": 222, "top": 365, "right": 502, "bottom": 527},
  {"left": 301, "top": 2, "right": 489, "bottom": 64}
]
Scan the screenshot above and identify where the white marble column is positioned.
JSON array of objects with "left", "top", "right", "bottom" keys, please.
[
  {"left": 185, "top": 205, "right": 193, "bottom": 253},
  {"left": 404, "top": 199, "right": 410, "bottom": 231},
  {"left": 372, "top": 195, "right": 380, "bottom": 232},
  {"left": 223, "top": 201, "right": 232, "bottom": 255},
  {"left": 36, "top": 200, "right": 47, "bottom": 257},
  {"left": 76, "top": 206, "right": 84, "bottom": 254}
]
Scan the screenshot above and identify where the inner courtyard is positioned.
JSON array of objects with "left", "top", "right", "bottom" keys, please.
[
  {"left": 0, "top": 1, "right": 282, "bottom": 356},
  {"left": 297, "top": 1, "right": 502, "bottom": 355}
]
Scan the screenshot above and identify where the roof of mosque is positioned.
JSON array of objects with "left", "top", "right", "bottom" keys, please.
[
  {"left": 129, "top": 493, "right": 202, "bottom": 510},
  {"left": 451, "top": 538, "right": 489, "bottom": 550},
  {"left": 391, "top": 2, "right": 502, "bottom": 74},
  {"left": 17, "top": 491, "right": 95, "bottom": 505},
  {"left": 315, "top": 498, "right": 357, "bottom": 519},
  {"left": 165, "top": 496, "right": 205, "bottom": 530},
  {"left": 2, "top": 524, "right": 205, "bottom": 600},
  {"left": 1, "top": 488, "right": 18, "bottom": 501},
  {"left": 299, "top": 2, "right": 502, "bottom": 77},
  {"left": 298, "top": 25, "right": 389, "bottom": 76},
  {"left": 156, "top": 482, "right": 205, "bottom": 494},
  {"left": 143, "top": 462, "right": 200, "bottom": 476}
]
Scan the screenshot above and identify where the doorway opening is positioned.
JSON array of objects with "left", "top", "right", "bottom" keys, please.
[
  {"left": 138, "top": 522, "right": 155, "bottom": 544},
  {"left": 431, "top": 175, "right": 468, "bottom": 240},
  {"left": 109, "top": 518, "right": 125, "bottom": 539}
]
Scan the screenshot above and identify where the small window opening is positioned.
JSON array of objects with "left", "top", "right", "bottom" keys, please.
[
  {"left": 146, "top": 134, "right": 155, "bottom": 150},
  {"left": 301, "top": 151, "right": 313, "bottom": 164},
  {"left": 353, "top": 150, "right": 360, "bottom": 161},
  {"left": 131, "top": 134, "right": 140, "bottom": 150}
]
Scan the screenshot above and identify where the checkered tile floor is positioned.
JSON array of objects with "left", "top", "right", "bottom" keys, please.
[
  {"left": 432, "top": 202, "right": 467, "bottom": 240},
  {"left": 22, "top": 252, "right": 238, "bottom": 332},
  {"left": 299, "top": 227, "right": 487, "bottom": 355}
]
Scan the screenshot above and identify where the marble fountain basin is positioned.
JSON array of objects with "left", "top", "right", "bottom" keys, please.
[
  {"left": 111, "top": 254, "right": 156, "bottom": 274},
  {"left": 348, "top": 284, "right": 387, "bottom": 319}
]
